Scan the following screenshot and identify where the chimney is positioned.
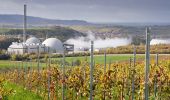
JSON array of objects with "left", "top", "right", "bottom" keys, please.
[{"left": 23, "top": 4, "right": 27, "bottom": 42}]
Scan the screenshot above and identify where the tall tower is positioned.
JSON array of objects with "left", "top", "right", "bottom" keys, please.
[{"left": 23, "top": 4, "right": 27, "bottom": 42}]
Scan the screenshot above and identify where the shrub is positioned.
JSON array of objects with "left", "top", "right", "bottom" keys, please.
[
  {"left": 73, "top": 59, "right": 81, "bottom": 66},
  {"left": 0, "top": 54, "right": 10, "bottom": 60}
]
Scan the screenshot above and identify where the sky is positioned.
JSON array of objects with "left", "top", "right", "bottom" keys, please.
[{"left": 0, "top": 0, "right": 170, "bottom": 23}]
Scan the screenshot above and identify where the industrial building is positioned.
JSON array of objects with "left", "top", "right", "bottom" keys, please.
[{"left": 7, "top": 37, "right": 64, "bottom": 55}]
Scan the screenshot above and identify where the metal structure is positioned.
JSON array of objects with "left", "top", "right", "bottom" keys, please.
[{"left": 63, "top": 44, "right": 74, "bottom": 52}]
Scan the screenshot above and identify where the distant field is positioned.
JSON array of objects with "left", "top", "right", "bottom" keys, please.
[
  {"left": 53, "top": 54, "right": 144, "bottom": 64},
  {"left": 0, "top": 54, "right": 169, "bottom": 69},
  {"left": 1, "top": 55, "right": 135, "bottom": 69},
  {"left": 53, "top": 54, "right": 169, "bottom": 64}
]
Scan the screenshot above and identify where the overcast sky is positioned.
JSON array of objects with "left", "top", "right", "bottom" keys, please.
[{"left": 0, "top": 0, "right": 170, "bottom": 23}]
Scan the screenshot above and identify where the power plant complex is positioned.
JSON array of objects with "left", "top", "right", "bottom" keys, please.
[{"left": 7, "top": 5, "right": 71, "bottom": 55}]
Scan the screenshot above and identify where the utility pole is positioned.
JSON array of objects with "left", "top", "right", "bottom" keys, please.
[{"left": 23, "top": 4, "right": 27, "bottom": 42}]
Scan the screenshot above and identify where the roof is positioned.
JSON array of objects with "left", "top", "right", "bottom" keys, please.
[
  {"left": 26, "top": 37, "right": 40, "bottom": 44},
  {"left": 9, "top": 43, "right": 27, "bottom": 49}
]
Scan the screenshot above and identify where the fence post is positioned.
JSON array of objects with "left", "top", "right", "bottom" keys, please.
[
  {"left": 62, "top": 47, "right": 66, "bottom": 100},
  {"left": 128, "top": 57, "right": 132, "bottom": 96},
  {"left": 90, "top": 41, "right": 94, "bottom": 100},
  {"left": 132, "top": 46, "right": 136, "bottom": 100},
  {"left": 109, "top": 60, "right": 111, "bottom": 71},
  {"left": 17, "top": 61, "right": 20, "bottom": 84},
  {"left": 83, "top": 59, "right": 87, "bottom": 81},
  {"left": 103, "top": 49, "right": 107, "bottom": 100},
  {"left": 145, "top": 27, "right": 151, "bottom": 100},
  {"left": 48, "top": 47, "right": 51, "bottom": 100},
  {"left": 37, "top": 45, "right": 40, "bottom": 73},
  {"left": 154, "top": 53, "right": 158, "bottom": 99},
  {"left": 156, "top": 53, "right": 158, "bottom": 66},
  {"left": 37, "top": 45, "right": 41, "bottom": 94},
  {"left": 104, "top": 49, "right": 106, "bottom": 74}
]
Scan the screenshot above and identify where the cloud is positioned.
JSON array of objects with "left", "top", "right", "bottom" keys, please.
[{"left": 0, "top": 0, "right": 170, "bottom": 23}]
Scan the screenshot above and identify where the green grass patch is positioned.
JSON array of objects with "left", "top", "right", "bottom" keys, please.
[
  {"left": 3, "top": 82, "right": 42, "bottom": 100},
  {"left": 53, "top": 54, "right": 144, "bottom": 64},
  {"left": 0, "top": 60, "right": 46, "bottom": 69},
  {"left": 0, "top": 54, "right": 169, "bottom": 68}
]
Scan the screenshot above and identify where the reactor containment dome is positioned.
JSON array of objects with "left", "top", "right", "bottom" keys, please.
[
  {"left": 42, "top": 38, "right": 64, "bottom": 53},
  {"left": 26, "top": 37, "right": 41, "bottom": 44}
]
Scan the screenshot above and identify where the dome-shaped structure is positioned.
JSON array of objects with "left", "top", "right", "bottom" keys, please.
[
  {"left": 42, "top": 38, "right": 63, "bottom": 53},
  {"left": 26, "top": 37, "right": 40, "bottom": 44}
]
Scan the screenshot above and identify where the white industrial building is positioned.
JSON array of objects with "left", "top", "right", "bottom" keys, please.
[{"left": 8, "top": 37, "right": 64, "bottom": 55}]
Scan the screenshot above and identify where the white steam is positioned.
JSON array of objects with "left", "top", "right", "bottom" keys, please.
[
  {"left": 150, "top": 38, "right": 170, "bottom": 45},
  {"left": 66, "top": 31, "right": 132, "bottom": 51}
]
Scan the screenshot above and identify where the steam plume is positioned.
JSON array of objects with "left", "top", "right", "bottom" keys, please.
[{"left": 66, "top": 31, "right": 132, "bottom": 51}]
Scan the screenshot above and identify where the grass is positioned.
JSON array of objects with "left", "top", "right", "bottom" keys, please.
[
  {"left": 0, "top": 55, "right": 137, "bottom": 69},
  {"left": 0, "top": 28, "right": 10, "bottom": 34},
  {"left": 1, "top": 55, "right": 139, "bottom": 68},
  {"left": 0, "top": 54, "right": 169, "bottom": 69},
  {"left": 52, "top": 54, "right": 170, "bottom": 64},
  {"left": 0, "top": 60, "right": 47, "bottom": 69},
  {"left": 53, "top": 54, "right": 144, "bottom": 64},
  {"left": 3, "top": 82, "right": 42, "bottom": 100}
]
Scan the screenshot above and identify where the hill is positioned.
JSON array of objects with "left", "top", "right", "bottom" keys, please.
[
  {"left": 0, "top": 14, "right": 90, "bottom": 26},
  {"left": 0, "top": 26, "right": 86, "bottom": 49},
  {"left": 4, "top": 26, "right": 85, "bottom": 41},
  {"left": 70, "top": 25, "right": 170, "bottom": 38}
]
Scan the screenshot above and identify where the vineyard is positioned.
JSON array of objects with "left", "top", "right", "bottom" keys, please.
[
  {"left": 0, "top": 28, "right": 170, "bottom": 100},
  {"left": 0, "top": 55, "right": 170, "bottom": 100}
]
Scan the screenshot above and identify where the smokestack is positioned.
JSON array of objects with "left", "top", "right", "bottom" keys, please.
[{"left": 23, "top": 4, "right": 27, "bottom": 42}]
